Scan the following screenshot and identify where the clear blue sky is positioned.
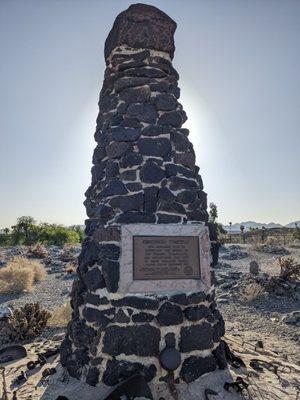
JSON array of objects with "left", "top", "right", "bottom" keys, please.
[{"left": 0, "top": 0, "right": 299, "bottom": 228}]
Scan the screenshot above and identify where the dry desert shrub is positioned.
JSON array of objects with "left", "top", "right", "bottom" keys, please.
[
  {"left": 0, "top": 256, "right": 46, "bottom": 294},
  {"left": 241, "top": 282, "right": 265, "bottom": 302},
  {"left": 277, "top": 257, "right": 300, "bottom": 281},
  {"left": 265, "top": 236, "right": 280, "bottom": 245},
  {"left": 28, "top": 243, "right": 48, "bottom": 258},
  {"left": 0, "top": 303, "right": 51, "bottom": 343},
  {"left": 48, "top": 302, "right": 72, "bottom": 328}
]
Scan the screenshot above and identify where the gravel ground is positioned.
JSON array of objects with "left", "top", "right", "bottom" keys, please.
[{"left": 217, "top": 243, "right": 300, "bottom": 365}]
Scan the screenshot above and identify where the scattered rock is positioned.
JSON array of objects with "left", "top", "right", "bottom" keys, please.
[{"left": 249, "top": 260, "right": 260, "bottom": 275}]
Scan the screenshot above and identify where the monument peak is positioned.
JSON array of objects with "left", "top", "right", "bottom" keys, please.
[{"left": 105, "top": 3, "right": 177, "bottom": 62}]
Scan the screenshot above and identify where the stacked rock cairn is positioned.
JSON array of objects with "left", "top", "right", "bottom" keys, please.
[{"left": 60, "top": 3, "right": 226, "bottom": 387}]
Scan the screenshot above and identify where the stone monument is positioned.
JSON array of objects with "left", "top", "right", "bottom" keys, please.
[{"left": 60, "top": 3, "right": 226, "bottom": 389}]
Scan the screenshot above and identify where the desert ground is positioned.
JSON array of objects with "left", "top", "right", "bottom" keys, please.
[{"left": 0, "top": 241, "right": 299, "bottom": 399}]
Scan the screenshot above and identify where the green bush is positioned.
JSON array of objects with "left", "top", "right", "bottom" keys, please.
[{"left": 0, "top": 217, "right": 83, "bottom": 247}]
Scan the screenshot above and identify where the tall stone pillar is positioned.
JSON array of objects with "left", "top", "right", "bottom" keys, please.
[{"left": 60, "top": 3, "right": 225, "bottom": 388}]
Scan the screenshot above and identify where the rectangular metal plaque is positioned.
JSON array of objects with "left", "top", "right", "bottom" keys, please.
[{"left": 133, "top": 236, "right": 200, "bottom": 280}]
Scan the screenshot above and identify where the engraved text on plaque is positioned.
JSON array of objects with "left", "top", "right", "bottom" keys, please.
[{"left": 133, "top": 236, "right": 200, "bottom": 280}]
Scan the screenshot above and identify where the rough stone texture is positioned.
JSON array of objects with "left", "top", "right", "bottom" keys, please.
[{"left": 62, "top": 3, "right": 224, "bottom": 387}]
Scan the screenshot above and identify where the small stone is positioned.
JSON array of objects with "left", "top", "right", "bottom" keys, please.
[
  {"left": 180, "top": 323, "right": 214, "bottom": 352},
  {"left": 103, "top": 325, "right": 160, "bottom": 356},
  {"left": 169, "top": 176, "right": 197, "bottom": 191},
  {"left": 102, "top": 259, "right": 119, "bottom": 293},
  {"left": 126, "top": 182, "right": 142, "bottom": 192},
  {"left": 213, "top": 341, "right": 227, "bottom": 369},
  {"left": 127, "top": 103, "right": 158, "bottom": 123},
  {"left": 115, "top": 211, "right": 155, "bottom": 224},
  {"left": 174, "top": 152, "right": 195, "bottom": 169},
  {"left": 138, "top": 138, "right": 171, "bottom": 157},
  {"left": 83, "top": 308, "right": 111, "bottom": 326},
  {"left": 184, "top": 305, "right": 209, "bottom": 321},
  {"left": 169, "top": 293, "right": 188, "bottom": 305},
  {"left": 106, "top": 142, "right": 130, "bottom": 159},
  {"left": 155, "top": 93, "right": 177, "bottom": 111},
  {"left": 140, "top": 162, "right": 166, "bottom": 183},
  {"left": 99, "top": 94, "right": 118, "bottom": 113},
  {"left": 119, "top": 86, "right": 151, "bottom": 103},
  {"left": 187, "top": 292, "right": 206, "bottom": 304},
  {"left": 158, "top": 187, "right": 176, "bottom": 202},
  {"left": 144, "top": 186, "right": 159, "bottom": 213},
  {"left": 103, "top": 359, "right": 156, "bottom": 387},
  {"left": 132, "top": 312, "right": 154, "bottom": 323},
  {"left": 111, "top": 127, "right": 141, "bottom": 142},
  {"left": 111, "top": 296, "right": 159, "bottom": 310},
  {"left": 176, "top": 190, "right": 197, "bottom": 204},
  {"left": 84, "top": 293, "right": 109, "bottom": 306},
  {"left": 180, "top": 355, "right": 217, "bottom": 383},
  {"left": 158, "top": 110, "right": 182, "bottom": 127},
  {"left": 120, "top": 152, "right": 143, "bottom": 168},
  {"left": 171, "top": 131, "right": 191, "bottom": 151},
  {"left": 105, "top": 161, "right": 119, "bottom": 178},
  {"left": 98, "top": 180, "right": 128, "bottom": 199},
  {"left": 120, "top": 169, "right": 137, "bottom": 181},
  {"left": 82, "top": 267, "right": 106, "bottom": 291},
  {"left": 249, "top": 260, "right": 260, "bottom": 275},
  {"left": 157, "top": 213, "right": 181, "bottom": 224},
  {"left": 141, "top": 125, "right": 163, "bottom": 136},
  {"left": 122, "top": 116, "right": 142, "bottom": 128},
  {"left": 114, "top": 76, "right": 150, "bottom": 92},
  {"left": 110, "top": 193, "right": 143, "bottom": 212},
  {"left": 157, "top": 302, "right": 183, "bottom": 326},
  {"left": 165, "top": 163, "right": 194, "bottom": 179},
  {"left": 113, "top": 309, "right": 130, "bottom": 323}
]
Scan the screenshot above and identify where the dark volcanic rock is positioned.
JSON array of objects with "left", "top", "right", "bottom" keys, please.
[
  {"left": 82, "top": 268, "right": 106, "bottom": 291},
  {"left": 132, "top": 312, "right": 155, "bottom": 323},
  {"left": 102, "top": 259, "right": 119, "bottom": 293},
  {"left": 83, "top": 308, "right": 111, "bottom": 326},
  {"left": 110, "top": 193, "right": 143, "bottom": 212},
  {"left": 127, "top": 103, "right": 158, "bottom": 123},
  {"left": 112, "top": 296, "right": 159, "bottom": 310},
  {"left": 111, "top": 127, "right": 141, "bottom": 142},
  {"left": 103, "top": 359, "right": 157, "bottom": 386},
  {"left": 144, "top": 186, "right": 159, "bottom": 213},
  {"left": 180, "top": 323, "right": 214, "bottom": 352},
  {"left": 158, "top": 110, "right": 182, "bottom": 127},
  {"left": 157, "top": 302, "right": 183, "bottom": 326},
  {"left": 119, "top": 152, "right": 143, "bottom": 168},
  {"left": 180, "top": 355, "right": 217, "bottom": 383},
  {"left": 106, "top": 142, "right": 130, "bottom": 159},
  {"left": 97, "top": 180, "right": 128, "bottom": 199},
  {"left": 119, "top": 86, "right": 151, "bottom": 103},
  {"left": 155, "top": 93, "right": 177, "bottom": 111},
  {"left": 103, "top": 325, "right": 160, "bottom": 356},
  {"left": 115, "top": 211, "right": 155, "bottom": 224},
  {"left": 141, "top": 125, "right": 163, "bottom": 136},
  {"left": 138, "top": 138, "right": 171, "bottom": 156},
  {"left": 140, "top": 162, "right": 166, "bottom": 183},
  {"left": 184, "top": 305, "right": 209, "bottom": 321}
]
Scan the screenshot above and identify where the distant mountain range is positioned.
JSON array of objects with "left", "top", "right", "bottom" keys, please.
[{"left": 222, "top": 221, "right": 300, "bottom": 232}]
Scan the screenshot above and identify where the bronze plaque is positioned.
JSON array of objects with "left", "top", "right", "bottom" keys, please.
[{"left": 133, "top": 236, "right": 200, "bottom": 280}]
